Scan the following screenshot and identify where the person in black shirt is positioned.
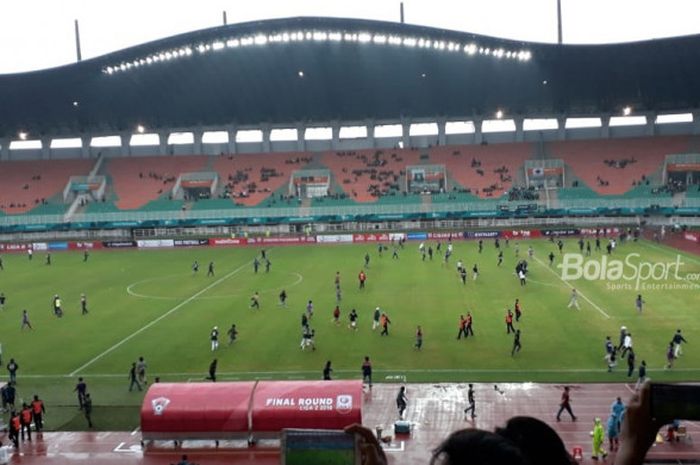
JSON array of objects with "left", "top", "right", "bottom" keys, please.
[
  {"left": 207, "top": 261, "right": 214, "bottom": 277},
  {"left": 278, "top": 289, "right": 287, "bottom": 307},
  {"left": 548, "top": 251, "right": 555, "bottom": 266},
  {"left": 460, "top": 267, "right": 467, "bottom": 285},
  {"left": 627, "top": 350, "right": 636, "bottom": 377},
  {"left": 497, "top": 251, "right": 503, "bottom": 266},
  {"left": 361, "top": 356, "right": 372, "bottom": 388},
  {"left": 253, "top": 258, "right": 260, "bottom": 274},
  {"left": 74, "top": 377, "right": 87, "bottom": 409},
  {"left": 7, "top": 359, "right": 18, "bottom": 384},
  {"left": 81, "top": 293, "right": 88, "bottom": 315},
  {"left": 323, "top": 361, "right": 333, "bottom": 380},
  {"left": 635, "top": 360, "right": 647, "bottom": 390},
  {"left": 463, "top": 384, "right": 476, "bottom": 419},
  {"left": 128, "top": 362, "right": 142, "bottom": 391},
  {"left": 206, "top": 359, "right": 217, "bottom": 382},
  {"left": 511, "top": 329, "right": 521, "bottom": 356},
  {"left": 83, "top": 393, "right": 93, "bottom": 428},
  {"left": 0, "top": 291, "right": 5, "bottom": 310},
  {"left": 396, "top": 386, "right": 408, "bottom": 419},
  {"left": 83, "top": 249, "right": 89, "bottom": 262}
]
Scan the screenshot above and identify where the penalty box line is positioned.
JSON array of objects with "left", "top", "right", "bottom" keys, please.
[
  {"left": 531, "top": 255, "right": 611, "bottom": 319},
  {"left": 69, "top": 260, "right": 252, "bottom": 377}
]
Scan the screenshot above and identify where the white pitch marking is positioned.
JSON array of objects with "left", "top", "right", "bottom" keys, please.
[
  {"left": 70, "top": 261, "right": 251, "bottom": 376},
  {"left": 531, "top": 255, "right": 611, "bottom": 318}
]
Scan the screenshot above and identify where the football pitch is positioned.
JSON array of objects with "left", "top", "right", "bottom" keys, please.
[{"left": 1, "top": 237, "right": 699, "bottom": 431}]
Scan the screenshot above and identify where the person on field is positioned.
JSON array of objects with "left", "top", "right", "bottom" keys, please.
[
  {"left": 206, "top": 359, "right": 217, "bottom": 382},
  {"left": 83, "top": 393, "right": 94, "bottom": 428},
  {"left": 74, "top": 377, "right": 87, "bottom": 409},
  {"left": 362, "top": 356, "right": 372, "bottom": 389},
  {"left": 128, "top": 362, "right": 142, "bottom": 392}
]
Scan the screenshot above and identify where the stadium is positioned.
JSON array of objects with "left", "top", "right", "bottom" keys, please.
[{"left": 0, "top": 5, "right": 699, "bottom": 465}]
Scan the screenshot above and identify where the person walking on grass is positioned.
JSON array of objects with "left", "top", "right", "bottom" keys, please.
[
  {"left": 136, "top": 356, "right": 148, "bottom": 385},
  {"left": 7, "top": 358, "right": 18, "bottom": 384},
  {"left": 74, "top": 377, "right": 87, "bottom": 410},
  {"left": 128, "top": 362, "right": 142, "bottom": 392},
  {"left": 511, "top": 329, "right": 521, "bottom": 356},
  {"left": 556, "top": 386, "right": 576, "bottom": 421},
  {"left": 206, "top": 359, "right": 217, "bottom": 382},
  {"left": 83, "top": 393, "right": 93, "bottom": 428},
  {"left": 21, "top": 310, "right": 33, "bottom": 330},
  {"left": 567, "top": 288, "right": 580, "bottom": 310},
  {"left": 31, "top": 395, "right": 45, "bottom": 432},
  {"left": 414, "top": 326, "right": 423, "bottom": 350},
  {"left": 361, "top": 356, "right": 372, "bottom": 389},
  {"left": 635, "top": 360, "right": 647, "bottom": 390},
  {"left": 323, "top": 361, "right": 333, "bottom": 380},
  {"left": 672, "top": 329, "right": 687, "bottom": 358}
]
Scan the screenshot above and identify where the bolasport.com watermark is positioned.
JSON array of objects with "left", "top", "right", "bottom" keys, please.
[{"left": 557, "top": 253, "right": 700, "bottom": 291}]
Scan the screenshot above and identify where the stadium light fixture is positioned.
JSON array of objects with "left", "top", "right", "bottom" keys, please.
[
  {"left": 136, "top": 125, "right": 145, "bottom": 134},
  {"left": 102, "top": 28, "right": 534, "bottom": 75},
  {"left": 72, "top": 101, "right": 79, "bottom": 107},
  {"left": 298, "top": 70, "right": 305, "bottom": 78},
  {"left": 495, "top": 110, "right": 504, "bottom": 119},
  {"left": 18, "top": 131, "right": 28, "bottom": 140},
  {"left": 623, "top": 106, "right": 632, "bottom": 116}
]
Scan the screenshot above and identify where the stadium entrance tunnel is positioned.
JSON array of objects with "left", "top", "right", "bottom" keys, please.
[{"left": 140, "top": 380, "right": 362, "bottom": 446}]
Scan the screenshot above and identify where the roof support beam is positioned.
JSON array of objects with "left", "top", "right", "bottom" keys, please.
[
  {"left": 41, "top": 137, "right": 50, "bottom": 160},
  {"left": 227, "top": 126, "right": 237, "bottom": 154},
  {"left": 0, "top": 138, "right": 9, "bottom": 161},
  {"left": 437, "top": 118, "right": 446, "bottom": 146},
  {"left": 81, "top": 135, "right": 90, "bottom": 158}
]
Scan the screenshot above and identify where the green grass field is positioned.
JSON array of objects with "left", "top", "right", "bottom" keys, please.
[{"left": 0, "top": 237, "right": 699, "bottom": 431}]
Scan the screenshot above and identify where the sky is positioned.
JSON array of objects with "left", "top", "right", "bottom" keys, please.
[{"left": 1, "top": 0, "right": 699, "bottom": 74}]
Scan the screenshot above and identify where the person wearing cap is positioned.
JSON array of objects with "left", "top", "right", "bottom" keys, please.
[
  {"left": 618, "top": 326, "right": 627, "bottom": 351},
  {"left": 592, "top": 417, "right": 607, "bottom": 460},
  {"left": 210, "top": 326, "right": 219, "bottom": 351}
]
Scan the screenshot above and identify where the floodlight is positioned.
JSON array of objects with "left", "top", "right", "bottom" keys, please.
[
  {"left": 496, "top": 110, "right": 504, "bottom": 119},
  {"left": 421, "top": 73, "right": 427, "bottom": 78},
  {"left": 137, "top": 125, "right": 145, "bottom": 134},
  {"left": 146, "top": 57, "right": 153, "bottom": 64},
  {"left": 298, "top": 70, "right": 305, "bottom": 78},
  {"left": 623, "top": 106, "right": 632, "bottom": 116},
  {"left": 404, "top": 37, "right": 417, "bottom": 47},
  {"left": 358, "top": 32, "right": 371, "bottom": 43},
  {"left": 18, "top": 131, "right": 27, "bottom": 140},
  {"left": 73, "top": 101, "right": 79, "bottom": 107},
  {"left": 282, "top": 33, "right": 290, "bottom": 42},
  {"left": 465, "top": 43, "right": 477, "bottom": 55},
  {"left": 106, "top": 67, "right": 114, "bottom": 74},
  {"left": 373, "top": 34, "right": 387, "bottom": 44},
  {"left": 253, "top": 35, "right": 267, "bottom": 46}
]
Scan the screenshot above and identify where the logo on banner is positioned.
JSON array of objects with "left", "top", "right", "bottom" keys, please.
[
  {"left": 151, "top": 397, "right": 171, "bottom": 415},
  {"left": 336, "top": 394, "right": 353, "bottom": 414}
]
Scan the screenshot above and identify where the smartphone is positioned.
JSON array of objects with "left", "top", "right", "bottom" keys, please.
[
  {"left": 650, "top": 383, "right": 700, "bottom": 422},
  {"left": 281, "top": 428, "right": 359, "bottom": 465}
]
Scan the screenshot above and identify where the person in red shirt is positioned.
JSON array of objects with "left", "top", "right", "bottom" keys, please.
[
  {"left": 505, "top": 310, "right": 515, "bottom": 334},
  {"left": 20, "top": 403, "right": 32, "bottom": 441},
  {"left": 457, "top": 315, "right": 467, "bottom": 339},
  {"left": 332, "top": 305, "right": 341, "bottom": 325},
  {"left": 514, "top": 299, "right": 522, "bottom": 322},
  {"left": 31, "top": 395, "right": 46, "bottom": 432},
  {"left": 465, "top": 312, "right": 474, "bottom": 337},
  {"left": 9, "top": 411, "right": 21, "bottom": 448},
  {"left": 556, "top": 386, "right": 577, "bottom": 421},
  {"left": 358, "top": 271, "right": 367, "bottom": 289}
]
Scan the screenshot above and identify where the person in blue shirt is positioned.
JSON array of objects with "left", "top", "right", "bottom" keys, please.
[
  {"left": 611, "top": 397, "right": 626, "bottom": 431},
  {"left": 607, "top": 413, "right": 620, "bottom": 452}
]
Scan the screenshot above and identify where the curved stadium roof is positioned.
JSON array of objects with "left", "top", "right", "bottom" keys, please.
[{"left": 1, "top": 16, "right": 700, "bottom": 137}]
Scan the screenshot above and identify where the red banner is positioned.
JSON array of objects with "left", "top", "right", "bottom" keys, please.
[{"left": 352, "top": 233, "right": 390, "bottom": 243}]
